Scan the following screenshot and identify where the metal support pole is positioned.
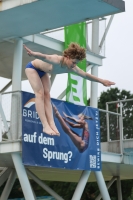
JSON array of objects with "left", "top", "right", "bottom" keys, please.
[
  {"left": 90, "top": 19, "right": 99, "bottom": 107},
  {"left": 0, "top": 81, "right": 12, "bottom": 93},
  {"left": 117, "top": 176, "right": 122, "bottom": 200},
  {"left": 27, "top": 169, "right": 64, "bottom": 200},
  {"left": 90, "top": 19, "right": 111, "bottom": 200},
  {"left": 95, "top": 172, "right": 111, "bottom": 200},
  {"left": 106, "top": 103, "right": 110, "bottom": 142},
  {"left": 99, "top": 15, "right": 114, "bottom": 50},
  {"left": 10, "top": 39, "right": 35, "bottom": 200},
  {"left": 0, "top": 168, "right": 12, "bottom": 187},
  {"left": 57, "top": 89, "right": 66, "bottom": 100},
  {"left": 10, "top": 39, "right": 23, "bottom": 140},
  {"left": 71, "top": 171, "right": 91, "bottom": 200},
  {"left": 12, "top": 153, "right": 35, "bottom": 200},
  {"left": 95, "top": 176, "right": 117, "bottom": 200},
  {"left": 0, "top": 169, "right": 16, "bottom": 200}
]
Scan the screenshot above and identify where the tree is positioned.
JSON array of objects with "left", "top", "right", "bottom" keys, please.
[
  {"left": 97, "top": 87, "right": 133, "bottom": 142},
  {"left": 128, "top": 186, "right": 133, "bottom": 200}
]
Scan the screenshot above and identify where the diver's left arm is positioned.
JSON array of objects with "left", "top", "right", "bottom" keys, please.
[{"left": 71, "top": 66, "right": 115, "bottom": 87}]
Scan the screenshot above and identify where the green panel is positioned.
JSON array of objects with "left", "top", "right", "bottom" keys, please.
[{"left": 64, "top": 22, "right": 87, "bottom": 105}]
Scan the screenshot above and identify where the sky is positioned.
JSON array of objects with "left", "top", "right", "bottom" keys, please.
[{"left": 0, "top": 0, "right": 133, "bottom": 100}]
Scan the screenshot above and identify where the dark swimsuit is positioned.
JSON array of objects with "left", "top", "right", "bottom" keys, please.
[
  {"left": 80, "top": 129, "right": 90, "bottom": 153},
  {"left": 26, "top": 62, "right": 46, "bottom": 78}
]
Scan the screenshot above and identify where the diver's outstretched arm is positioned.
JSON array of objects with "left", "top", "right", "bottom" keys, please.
[
  {"left": 23, "top": 45, "right": 59, "bottom": 65},
  {"left": 71, "top": 66, "right": 115, "bottom": 87}
]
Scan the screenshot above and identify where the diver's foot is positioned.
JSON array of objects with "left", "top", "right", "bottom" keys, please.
[
  {"left": 49, "top": 123, "right": 60, "bottom": 136},
  {"left": 43, "top": 125, "right": 57, "bottom": 136}
]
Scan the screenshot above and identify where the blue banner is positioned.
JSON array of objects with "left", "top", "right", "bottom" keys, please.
[{"left": 22, "top": 91, "right": 101, "bottom": 170}]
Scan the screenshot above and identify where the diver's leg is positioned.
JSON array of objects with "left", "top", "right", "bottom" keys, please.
[
  {"left": 25, "top": 68, "right": 56, "bottom": 135},
  {"left": 41, "top": 74, "right": 60, "bottom": 136}
]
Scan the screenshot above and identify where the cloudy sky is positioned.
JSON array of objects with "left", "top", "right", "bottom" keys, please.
[
  {"left": 1, "top": 0, "right": 133, "bottom": 100},
  {"left": 98, "top": 0, "right": 133, "bottom": 96}
]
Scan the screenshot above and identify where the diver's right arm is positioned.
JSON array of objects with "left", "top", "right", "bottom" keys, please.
[{"left": 23, "top": 45, "right": 60, "bottom": 64}]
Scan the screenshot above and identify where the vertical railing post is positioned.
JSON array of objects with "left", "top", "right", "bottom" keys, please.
[
  {"left": 119, "top": 101, "right": 123, "bottom": 161},
  {"left": 106, "top": 103, "right": 110, "bottom": 142}
]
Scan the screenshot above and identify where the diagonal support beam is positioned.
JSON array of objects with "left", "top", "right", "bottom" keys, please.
[
  {"left": 0, "top": 81, "right": 12, "bottom": 93},
  {"left": 71, "top": 170, "right": 91, "bottom": 200},
  {"left": 99, "top": 15, "right": 114, "bottom": 50},
  {"left": 27, "top": 169, "right": 64, "bottom": 200},
  {"left": 0, "top": 169, "right": 16, "bottom": 200},
  {"left": 95, "top": 176, "right": 117, "bottom": 200},
  {"left": 95, "top": 171, "right": 111, "bottom": 200},
  {"left": 12, "top": 153, "right": 35, "bottom": 200},
  {"left": 0, "top": 168, "right": 12, "bottom": 187}
]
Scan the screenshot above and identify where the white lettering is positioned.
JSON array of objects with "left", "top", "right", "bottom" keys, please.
[
  {"left": 43, "top": 148, "right": 72, "bottom": 163},
  {"left": 23, "top": 132, "right": 37, "bottom": 143},
  {"left": 38, "top": 133, "right": 54, "bottom": 145}
]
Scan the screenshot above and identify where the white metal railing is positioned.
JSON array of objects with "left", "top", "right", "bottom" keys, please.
[
  {"left": 99, "top": 108, "right": 123, "bottom": 154},
  {"left": 106, "top": 99, "right": 133, "bottom": 140},
  {"left": 41, "top": 17, "right": 106, "bottom": 57},
  {"left": 0, "top": 90, "right": 21, "bottom": 142},
  {"left": 1, "top": 91, "right": 133, "bottom": 156},
  {"left": 105, "top": 99, "right": 133, "bottom": 155}
]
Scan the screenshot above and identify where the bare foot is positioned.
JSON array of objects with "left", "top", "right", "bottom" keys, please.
[
  {"left": 43, "top": 125, "right": 57, "bottom": 136},
  {"left": 49, "top": 122, "right": 60, "bottom": 136}
]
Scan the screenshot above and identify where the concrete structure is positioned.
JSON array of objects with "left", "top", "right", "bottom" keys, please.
[{"left": 0, "top": 1, "right": 132, "bottom": 200}]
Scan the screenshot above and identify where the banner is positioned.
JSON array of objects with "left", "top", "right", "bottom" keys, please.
[
  {"left": 64, "top": 22, "right": 87, "bottom": 106},
  {"left": 22, "top": 91, "right": 101, "bottom": 171}
]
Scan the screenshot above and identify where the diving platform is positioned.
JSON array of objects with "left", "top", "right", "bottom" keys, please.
[
  {"left": 0, "top": 140, "right": 133, "bottom": 183},
  {"left": 0, "top": 0, "right": 129, "bottom": 199},
  {"left": 0, "top": 34, "right": 104, "bottom": 80},
  {"left": 0, "top": 0, "right": 125, "bottom": 41}
]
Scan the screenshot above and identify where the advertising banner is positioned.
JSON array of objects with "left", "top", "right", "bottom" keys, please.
[
  {"left": 22, "top": 91, "right": 101, "bottom": 171},
  {"left": 64, "top": 22, "right": 87, "bottom": 106}
]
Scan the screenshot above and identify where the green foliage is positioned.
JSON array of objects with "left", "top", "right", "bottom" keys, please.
[
  {"left": 128, "top": 186, "right": 133, "bottom": 200},
  {"left": 95, "top": 88, "right": 133, "bottom": 142}
]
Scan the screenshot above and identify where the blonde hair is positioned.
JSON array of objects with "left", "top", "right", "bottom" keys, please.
[{"left": 63, "top": 43, "right": 86, "bottom": 61}]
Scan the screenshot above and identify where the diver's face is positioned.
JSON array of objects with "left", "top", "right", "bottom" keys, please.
[{"left": 67, "top": 57, "right": 79, "bottom": 68}]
